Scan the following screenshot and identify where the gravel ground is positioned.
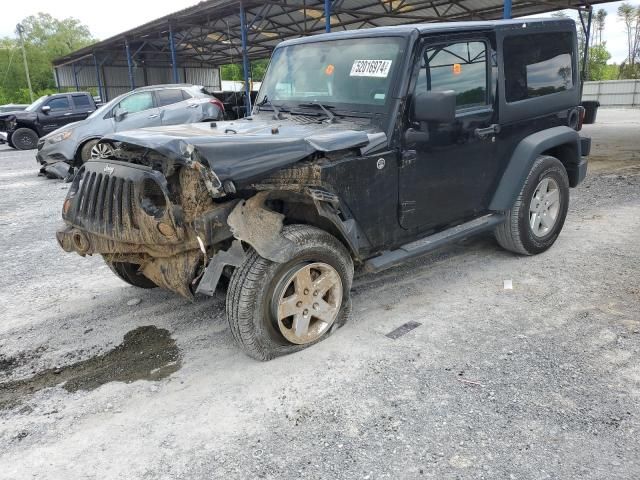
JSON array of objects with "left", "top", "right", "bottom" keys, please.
[{"left": 0, "top": 109, "right": 639, "bottom": 480}]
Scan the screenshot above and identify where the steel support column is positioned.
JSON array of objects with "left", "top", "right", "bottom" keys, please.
[
  {"left": 54, "top": 67, "right": 61, "bottom": 93},
  {"left": 93, "top": 53, "right": 104, "bottom": 101},
  {"left": 325, "top": 0, "right": 332, "bottom": 32},
  {"left": 125, "top": 39, "right": 136, "bottom": 90},
  {"left": 239, "top": 2, "right": 252, "bottom": 116},
  {"left": 582, "top": 7, "right": 594, "bottom": 87},
  {"left": 503, "top": 0, "right": 512, "bottom": 19},
  {"left": 72, "top": 62, "right": 80, "bottom": 91},
  {"left": 169, "top": 24, "right": 179, "bottom": 84}
]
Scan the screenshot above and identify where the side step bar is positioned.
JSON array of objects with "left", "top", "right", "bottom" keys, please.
[{"left": 364, "top": 213, "right": 505, "bottom": 273}]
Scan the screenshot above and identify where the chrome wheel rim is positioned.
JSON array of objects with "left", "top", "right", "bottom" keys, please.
[
  {"left": 529, "top": 177, "right": 560, "bottom": 237},
  {"left": 275, "top": 262, "right": 343, "bottom": 345},
  {"left": 91, "top": 143, "right": 113, "bottom": 159}
]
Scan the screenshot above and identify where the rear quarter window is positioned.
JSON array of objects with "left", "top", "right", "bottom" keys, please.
[
  {"left": 157, "top": 89, "right": 186, "bottom": 107},
  {"left": 503, "top": 32, "right": 574, "bottom": 103}
]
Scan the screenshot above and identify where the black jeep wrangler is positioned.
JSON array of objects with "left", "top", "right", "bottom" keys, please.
[{"left": 57, "top": 19, "right": 591, "bottom": 360}]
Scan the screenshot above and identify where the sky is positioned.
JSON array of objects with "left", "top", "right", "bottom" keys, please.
[{"left": 1, "top": 0, "right": 639, "bottom": 64}]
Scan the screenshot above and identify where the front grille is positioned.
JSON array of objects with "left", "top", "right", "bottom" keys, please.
[
  {"left": 69, "top": 170, "right": 139, "bottom": 233},
  {"left": 63, "top": 160, "right": 179, "bottom": 245}
]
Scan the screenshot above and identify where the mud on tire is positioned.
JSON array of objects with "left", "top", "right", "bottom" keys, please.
[
  {"left": 495, "top": 155, "right": 570, "bottom": 255},
  {"left": 226, "top": 224, "right": 354, "bottom": 361},
  {"left": 106, "top": 260, "right": 158, "bottom": 289}
]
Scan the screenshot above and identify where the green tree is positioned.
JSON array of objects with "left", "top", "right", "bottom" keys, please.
[
  {"left": 587, "top": 44, "right": 612, "bottom": 80},
  {"left": 617, "top": 3, "right": 640, "bottom": 67},
  {"left": 220, "top": 59, "right": 270, "bottom": 84},
  {"left": 595, "top": 9, "right": 607, "bottom": 45},
  {"left": 0, "top": 13, "right": 94, "bottom": 104}
]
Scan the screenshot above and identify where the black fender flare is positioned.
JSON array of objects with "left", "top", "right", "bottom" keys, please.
[{"left": 489, "top": 126, "right": 581, "bottom": 211}]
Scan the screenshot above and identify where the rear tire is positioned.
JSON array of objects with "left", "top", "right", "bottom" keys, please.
[
  {"left": 226, "top": 224, "right": 354, "bottom": 361},
  {"left": 12, "top": 128, "right": 39, "bottom": 150},
  {"left": 105, "top": 260, "right": 157, "bottom": 289},
  {"left": 495, "top": 155, "right": 569, "bottom": 255}
]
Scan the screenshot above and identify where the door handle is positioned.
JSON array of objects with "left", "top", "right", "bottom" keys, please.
[
  {"left": 64, "top": 112, "right": 72, "bottom": 116},
  {"left": 188, "top": 104, "right": 199, "bottom": 108},
  {"left": 148, "top": 114, "right": 159, "bottom": 118},
  {"left": 475, "top": 124, "right": 501, "bottom": 139}
]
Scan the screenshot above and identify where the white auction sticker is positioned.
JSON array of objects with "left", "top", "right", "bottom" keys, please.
[{"left": 350, "top": 59, "right": 393, "bottom": 78}]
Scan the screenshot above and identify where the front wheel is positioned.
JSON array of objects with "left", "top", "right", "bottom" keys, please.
[
  {"left": 105, "top": 260, "right": 157, "bottom": 289},
  {"left": 226, "top": 224, "right": 354, "bottom": 361},
  {"left": 495, "top": 155, "right": 570, "bottom": 255},
  {"left": 12, "top": 128, "right": 39, "bottom": 150},
  {"left": 80, "top": 139, "right": 113, "bottom": 162}
]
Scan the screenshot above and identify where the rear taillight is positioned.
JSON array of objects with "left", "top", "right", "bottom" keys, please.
[{"left": 209, "top": 97, "right": 225, "bottom": 112}]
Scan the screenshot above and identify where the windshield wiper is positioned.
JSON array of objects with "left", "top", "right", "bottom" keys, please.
[
  {"left": 257, "top": 96, "right": 284, "bottom": 120},
  {"left": 297, "top": 102, "right": 336, "bottom": 123}
]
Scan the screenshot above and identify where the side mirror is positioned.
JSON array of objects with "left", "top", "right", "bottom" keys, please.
[
  {"left": 412, "top": 90, "right": 456, "bottom": 123},
  {"left": 41, "top": 105, "right": 51, "bottom": 114},
  {"left": 113, "top": 107, "right": 128, "bottom": 121}
]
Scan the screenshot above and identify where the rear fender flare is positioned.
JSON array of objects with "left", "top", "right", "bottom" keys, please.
[{"left": 490, "top": 126, "right": 580, "bottom": 211}]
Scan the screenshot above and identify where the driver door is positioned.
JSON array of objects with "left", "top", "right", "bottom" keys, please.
[
  {"left": 399, "top": 35, "right": 500, "bottom": 232},
  {"left": 113, "top": 91, "right": 161, "bottom": 132},
  {"left": 40, "top": 95, "right": 73, "bottom": 134}
]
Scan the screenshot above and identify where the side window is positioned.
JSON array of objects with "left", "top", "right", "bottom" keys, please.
[
  {"left": 416, "top": 41, "right": 488, "bottom": 110},
  {"left": 157, "top": 89, "right": 186, "bottom": 107},
  {"left": 46, "top": 97, "right": 70, "bottom": 111},
  {"left": 503, "top": 32, "right": 574, "bottom": 103},
  {"left": 118, "top": 92, "right": 154, "bottom": 114},
  {"left": 72, "top": 95, "right": 91, "bottom": 109}
]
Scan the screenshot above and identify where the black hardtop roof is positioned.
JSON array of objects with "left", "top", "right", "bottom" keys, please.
[{"left": 279, "top": 18, "right": 575, "bottom": 48}]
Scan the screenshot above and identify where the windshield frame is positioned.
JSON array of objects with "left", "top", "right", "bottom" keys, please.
[{"left": 255, "top": 35, "right": 409, "bottom": 117}]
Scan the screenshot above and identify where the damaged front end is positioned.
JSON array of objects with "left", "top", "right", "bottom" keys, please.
[{"left": 56, "top": 143, "right": 243, "bottom": 298}]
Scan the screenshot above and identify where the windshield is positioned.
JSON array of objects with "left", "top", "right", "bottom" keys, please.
[
  {"left": 25, "top": 96, "right": 48, "bottom": 112},
  {"left": 257, "top": 37, "right": 404, "bottom": 112}
]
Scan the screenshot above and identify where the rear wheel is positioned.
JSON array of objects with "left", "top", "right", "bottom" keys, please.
[
  {"left": 226, "top": 224, "right": 353, "bottom": 361},
  {"left": 12, "top": 128, "right": 39, "bottom": 150},
  {"left": 495, "top": 155, "right": 569, "bottom": 255},
  {"left": 105, "top": 260, "right": 157, "bottom": 289}
]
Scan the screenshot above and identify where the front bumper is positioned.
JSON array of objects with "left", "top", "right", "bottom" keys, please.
[
  {"left": 57, "top": 159, "right": 184, "bottom": 253},
  {"left": 36, "top": 138, "right": 74, "bottom": 166}
]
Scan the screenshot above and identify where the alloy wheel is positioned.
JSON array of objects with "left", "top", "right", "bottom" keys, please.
[
  {"left": 529, "top": 177, "right": 561, "bottom": 237},
  {"left": 275, "top": 262, "right": 343, "bottom": 345}
]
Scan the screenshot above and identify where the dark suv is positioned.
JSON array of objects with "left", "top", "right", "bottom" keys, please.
[
  {"left": 57, "top": 19, "right": 590, "bottom": 360},
  {"left": 0, "top": 92, "right": 96, "bottom": 150}
]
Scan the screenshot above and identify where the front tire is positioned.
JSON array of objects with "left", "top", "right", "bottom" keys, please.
[
  {"left": 80, "top": 139, "right": 113, "bottom": 162},
  {"left": 12, "top": 128, "right": 39, "bottom": 150},
  {"left": 105, "top": 260, "right": 157, "bottom": 289},
  {"left": 495, "top": 155, "right": 569, "bottom": 255},
  {"left": 226, "top": 224, "right": 354, "bottom": 361}
]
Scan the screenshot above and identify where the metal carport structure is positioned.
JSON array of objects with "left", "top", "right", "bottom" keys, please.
[{"left": 53, "top": 0, "right": 610, "bottom": 114}]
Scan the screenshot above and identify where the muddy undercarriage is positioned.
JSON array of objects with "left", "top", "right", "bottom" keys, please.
[{"left": 56, "top": 145, "right": 347, "bottom": 300}]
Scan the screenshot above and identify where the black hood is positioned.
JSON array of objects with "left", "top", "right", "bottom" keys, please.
[
  {"left": 0, "top": 111, "right": 36, "bottom": 128},
  {"left": 103, "top": 114, "right": 387, "bottom": 183}
]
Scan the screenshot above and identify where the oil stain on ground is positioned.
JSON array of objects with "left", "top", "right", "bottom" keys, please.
[{"left": 0, "top": 326, "right": 180, "bottom": 410}]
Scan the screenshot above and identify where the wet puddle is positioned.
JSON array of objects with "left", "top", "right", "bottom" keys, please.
[{"left": 0, "top": 326, "right": 180, "bottom": 410}]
